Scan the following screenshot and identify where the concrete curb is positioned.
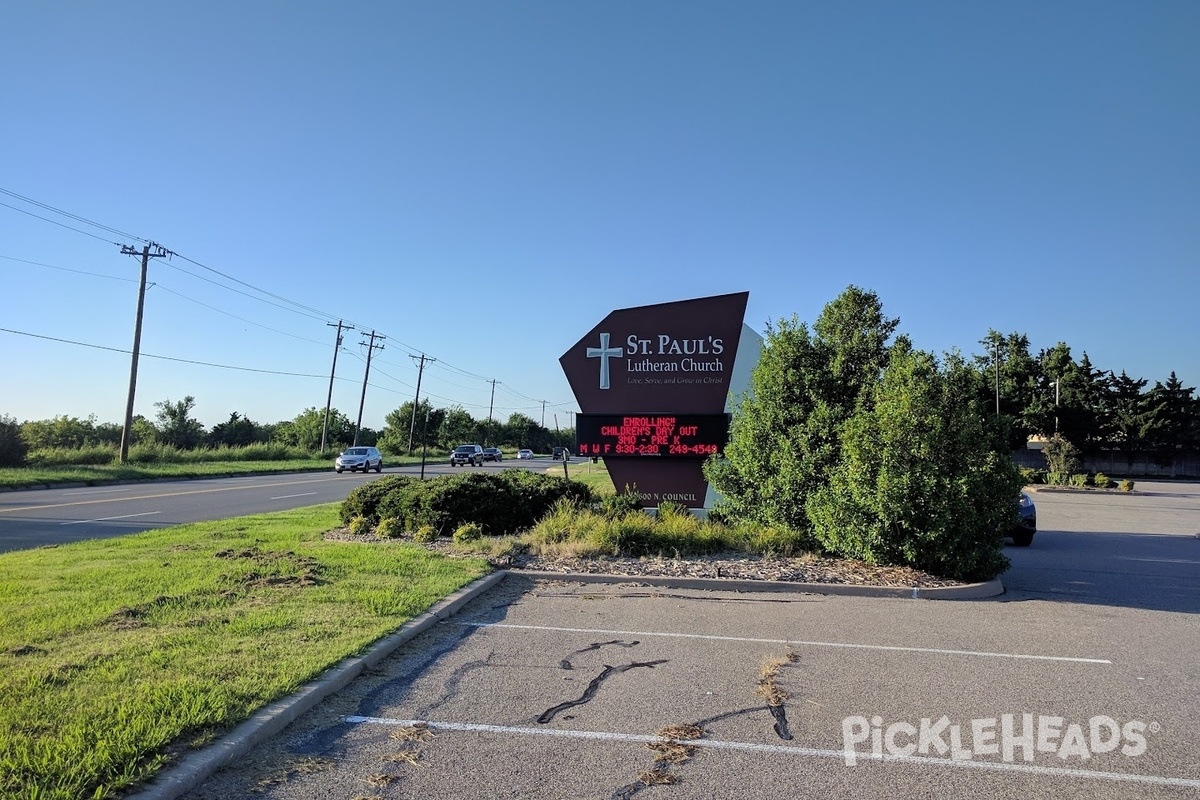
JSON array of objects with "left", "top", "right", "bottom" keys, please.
[
  {"left": 506, "top": 570, "right": 1005, "bottom": 600},
  {"left": 124, "top": 570, "right": 507, "bottom": 800},
  {"left": 124, "top": 568, "right": 1000, "bottom": 798}
]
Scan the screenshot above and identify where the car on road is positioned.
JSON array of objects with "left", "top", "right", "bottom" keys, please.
[
  {"left": 450, "top": 444, "right": 485, "bottom": 467},
  {"left": 335, "top": 446, "right": 383, "bottom": 473},
  {"left": 552, "top": 447, "right": 571, "bottom": 461},
  {"left": 1008, "top": 491, "right": 1037, "bottom": 546},
  {"left": 517, "top": 449, "right": 534, "bottom": 460},
  {"left": 482, "top": 447, "right": 503, "bottom": 462}
]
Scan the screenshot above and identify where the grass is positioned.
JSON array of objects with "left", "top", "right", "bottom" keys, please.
[
  {"left": 0, "top": 504, "right": 489, "bottom": 800},
  {"left": 552, "top": 458, "right": 617, "bottom": 496},
  {"left": 0, "top": 454, "right": 435, "bottom": 490}
]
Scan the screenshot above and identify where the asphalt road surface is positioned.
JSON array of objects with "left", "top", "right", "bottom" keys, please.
[
  {"left": 0, "top": 458, "right": 574, "bottom": 553},
  {"left": 178, "top": 482, "right": 1199, "bottom": 800}
]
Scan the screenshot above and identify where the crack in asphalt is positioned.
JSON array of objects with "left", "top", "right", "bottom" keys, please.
[
  {"left": 537, "top": 660, "right": 669, "bottom": 724},
  {"left": 560, "top": 640, "right": 640, "bottom": 670}
]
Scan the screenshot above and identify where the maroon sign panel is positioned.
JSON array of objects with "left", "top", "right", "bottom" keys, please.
[{"left": 560, "top": 292, "right": 749, "bottom": 508}]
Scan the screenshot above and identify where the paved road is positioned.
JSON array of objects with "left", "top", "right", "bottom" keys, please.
[
  {"left": 0, "top": 458, "right": 573, "bottom": 553},
  {"left": 180, "top": 482, "right": 1200, "bottom": 800}
]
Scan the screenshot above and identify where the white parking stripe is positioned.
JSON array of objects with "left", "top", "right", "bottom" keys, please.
[
  {"left": 60, "top": 511, "right": 161, "bottom": 526},
  {"left": 343, "top": 716, "right": 1200, "bottom": 789},
  {"left": 458, "top": 623, "right": 1112, "bottom": 664}
]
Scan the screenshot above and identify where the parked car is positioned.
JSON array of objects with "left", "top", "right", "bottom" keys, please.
[
  {"left": 1008, "top": 492, "right": 1037, "bottom": 547},
  {"left": 482, "top": 447, "right": 503, "bottom": 462},
  {"left": 450, "top": 444, "right": 485, "bottom": 467},
  {"left": 552, "top": 447, "right": 571, "bottom": 461},
  {"left": 335, "top": 446, "right": 383, "bottom": 473},
  {"left": 517, "top": 449, "right": 534, "bottom": 460}
]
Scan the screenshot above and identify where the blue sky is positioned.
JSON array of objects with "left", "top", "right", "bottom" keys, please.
[{"left": 2, "top": 2, "right": 1197, "bottom": 431}]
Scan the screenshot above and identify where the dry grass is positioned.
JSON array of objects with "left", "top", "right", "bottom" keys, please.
[
  {"left": 381, "top": 749, "right": 422, "bottom": 767},
  {"left": 252, "top": 756, "right": 335, "bottom": 789},
  {"left": 647, "top": 741, "right": 695, "bottom": 766},
  {"left": 638, "top": 769, "right": 679, "bottom": 786},
  {"left": 364, "top": 772, "right": 398, "bottom": 787},
  {"left": 755, "top": 651, "right": 799, "bottom": 707},
  {"left": 657, "top": 723, "right": 704, "bottom": 740},
  {"left": 388, "top": 722, "right": 435, "bottom": 743}
]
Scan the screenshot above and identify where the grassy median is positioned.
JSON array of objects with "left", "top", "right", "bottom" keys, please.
[{"left": 0, "top": 504, "right": 489, "bottom": 800}]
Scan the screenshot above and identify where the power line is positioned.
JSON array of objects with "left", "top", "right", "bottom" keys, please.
[
  {"left": 0, "top": 253, "right": 136, "bottom": 282},
  {"left": 0, "top": 187, "right": 147, "bottom": 241},
  {"left": 153, "top": 285, "right": 329, "bottom": 347},
  {"left": 0, "top": 327, "right": 326, "bottom": 378},
  {"left": 0, "top": 200, "right": 121, "bottom": 245}
]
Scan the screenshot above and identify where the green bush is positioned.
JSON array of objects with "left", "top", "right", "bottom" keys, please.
[
  {"left": 1019, "top": 467, "right": 1046, "bottom": 485},
  {"left": 1046, "top": 472, "right": 1068, "bottom": 486},
  {"left": 340, "top": 475, "right": 415, "bottom": 525},
  {"left": 0, "top": 414, "right": 27, "bottom": 467},
  {"left": 1068, "top": 473, "right": 1089, "bottom": 488},
  {"left": 655, "top": 500, "right": 692, "bottom": 519},
  {"left": 375, "top": 517, "right": 404, "bottom": 539},
  {"left": 453, "top": 522, "right": 484, "bottom": 545},
  {"left": 347, "top": 515, "right": 373, "bottom": 536},
  {"left": 1119, "top": 479, "right": 1135, "bottom": 492},
  {"left": 1093, "top": 472, "right": 1114, "bottom": 489},
  {"left": 596, "top": 486, "right": 643, "bottom": 519},
  {"left": 413, "top": 524, "right": 438, "bottom": 543}
]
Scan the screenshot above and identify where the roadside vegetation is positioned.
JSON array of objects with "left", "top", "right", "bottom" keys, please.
[{"left": 0, "top": 504, "right": 488, "bottom": 800}]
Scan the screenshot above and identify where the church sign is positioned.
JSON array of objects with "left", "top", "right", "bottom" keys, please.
[{"left": 560, "top": 292, "right": 757, "bottom": 509}]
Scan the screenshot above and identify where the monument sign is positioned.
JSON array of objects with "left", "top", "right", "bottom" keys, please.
[{"left": 560, "top": 292, "right": 758, "bottom": 509}]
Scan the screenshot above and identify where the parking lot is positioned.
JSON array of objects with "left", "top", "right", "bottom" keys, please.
[{"left": 183, "top": 484, "right": 1200, "bottom": 799}]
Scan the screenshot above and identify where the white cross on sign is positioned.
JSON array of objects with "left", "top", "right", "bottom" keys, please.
[{"left": 586, "top": 332, "right": 623, "bottom": 390}]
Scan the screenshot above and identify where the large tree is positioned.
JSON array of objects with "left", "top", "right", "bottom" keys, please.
[
  {"left": 378, "top": 400, "right": 445, "bottom": 454},
  {"left": 705, "top": 286, "right": 900, "bottom": 538},
  {"left": 275, "top": 407, "right": 354, "bottom": 451},
  {"left": 154, "top": 397, "right": 206, "bottom": 450}
]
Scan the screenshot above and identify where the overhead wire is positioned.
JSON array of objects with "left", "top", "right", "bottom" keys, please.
[{"left": 0, "top": 253, "right": 135, "bottom": 282}]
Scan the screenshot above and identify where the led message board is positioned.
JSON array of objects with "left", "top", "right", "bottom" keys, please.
[{"left": 575, "top": 413, "right": 730, "bottom": 458}]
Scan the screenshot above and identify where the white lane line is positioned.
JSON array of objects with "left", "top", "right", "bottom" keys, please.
[
  {"left": 269, "top": 492, "right": 318, "bottom": 500},
  {"left": 343, "top": 717, "right": 1200, "bottom": 789},
  {"left": 71, "top": 488, "right": 136, "bottom": 496},
  {"left": 60, "top": 511, "right": 162, "bottom": 526},
  {"left": 458, "top": 623, "right": 1112, "bottom": 665}
]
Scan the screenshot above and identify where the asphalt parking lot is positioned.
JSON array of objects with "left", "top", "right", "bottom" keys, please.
[{"left": 178, "top": 484, "right": 1200, "bottom": 800}]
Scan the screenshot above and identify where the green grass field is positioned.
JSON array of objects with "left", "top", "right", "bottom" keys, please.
[{"left": 0, "top": 504, "right": 489, "bottom": 800}]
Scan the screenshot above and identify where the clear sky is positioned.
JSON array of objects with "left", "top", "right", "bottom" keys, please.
[{"left": 2, "top": 2, "right": 1197, "bottom": 431}]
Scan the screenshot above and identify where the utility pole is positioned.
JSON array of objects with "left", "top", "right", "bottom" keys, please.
[
  {"left": 488, "top": 379, "right": 498, "bottom": 421},
  {"left": 407, "top": 353, "right": 434, "bottom": 454},
  {"left": 118, "top": 242, "right": 169, "bottom": 463},
  {"left": 541, "top": 400, "right": 546, "bottom": 428},
  {"left": 353, "top": 331, "right": 385, "bottom": 446},
  {"left": 321, "top": 321, "right": 354, "bottom": 455}
]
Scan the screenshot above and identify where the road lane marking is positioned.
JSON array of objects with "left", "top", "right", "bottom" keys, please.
[
  {"left": 60, "top": 512, "right": 162, "bottom": 526},
  {"left": 0, "top": 476, "right": 344, "bottom": 515},
  {"left": 269, "top": 492, "right": 318, "bottom": 500},
  {"left": 343, "top": 717, "right": 1199, "bottom": 789},
  {"left": 459, "top": 623, "right": 1112, "bottom": 664}
]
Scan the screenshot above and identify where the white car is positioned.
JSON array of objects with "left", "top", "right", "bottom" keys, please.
[
  {"left": 335, "top": 446, "right": 383, "bottom": 473},
  {"left": 517, "top": 449, "right": 534, "bottom": 460}
]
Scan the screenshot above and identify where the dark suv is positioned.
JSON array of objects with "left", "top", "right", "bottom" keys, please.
[{"left": 450, "top": 444, "right": 484, "bottom": 467}]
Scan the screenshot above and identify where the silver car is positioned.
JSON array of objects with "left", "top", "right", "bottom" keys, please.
[{"left": 335, "top": 446, "right": 383, "bottom": 473}]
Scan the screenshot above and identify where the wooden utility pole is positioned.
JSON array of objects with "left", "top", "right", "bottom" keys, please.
[
  {"left": 407, "top": 353, "right": 434, "bottom": 454},
  {"left": 353, "top": 331, "right": 385, "bottom": 446},
  {"left": 118, "top": 242, "right": 169, "bottom": 463},
  {"left": 321, "top": 320, "right": 354, "bottom": 455}
]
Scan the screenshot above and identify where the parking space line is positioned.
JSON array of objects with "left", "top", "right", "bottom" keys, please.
[
  {"left": 459, "top": 623, "right": 1112, "bottom": 664},
  {"left": 344, "top": 716, "right": 1199, "bottom": 789}
]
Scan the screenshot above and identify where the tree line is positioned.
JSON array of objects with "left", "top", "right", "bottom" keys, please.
[{"left": 0, "top": 397, "right": 573, "bottom": 466}]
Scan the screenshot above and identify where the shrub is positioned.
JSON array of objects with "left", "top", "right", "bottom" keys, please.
[
  {"left": 347, "top": 515, "right": 373, "bottom": 536},
  {"left": 1068, "top": 473, "right": 1089, "bottom": 488},
  {"left": 1042, "top": 434, "right": 1082, "bottom": 475},
  {"left": 1119, "top": 479, "right": 1135, "bottom": 492},
  {"left": 1046, "top": 472, "right": 1069, "bottom": 486},
  {"left": 375, "top": 517, "right": 404, "bottom": 539},
  {"left": 341, "top": 475, "right": 414, "bottom": 525},
  {"left": 0, "top": 414, "right": 27, "bottom": 467},
  {"left": 1019, "top": 467, "right": 1046, "bottom": 485},
  {"left": 596, "top": 486, "right": 643, "bottom": 519},
  {"left": 413, "top": 524, "right": 438, "bottom": 543},
  {"left": 453, "top": 522, "right": 484, "bottom": 545},
  {"left": 655, "top": 500, "right": 692, "bottom": 519},
  {"left": 1093, "top": 472, "right": 1114, "bottom": 489}
]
